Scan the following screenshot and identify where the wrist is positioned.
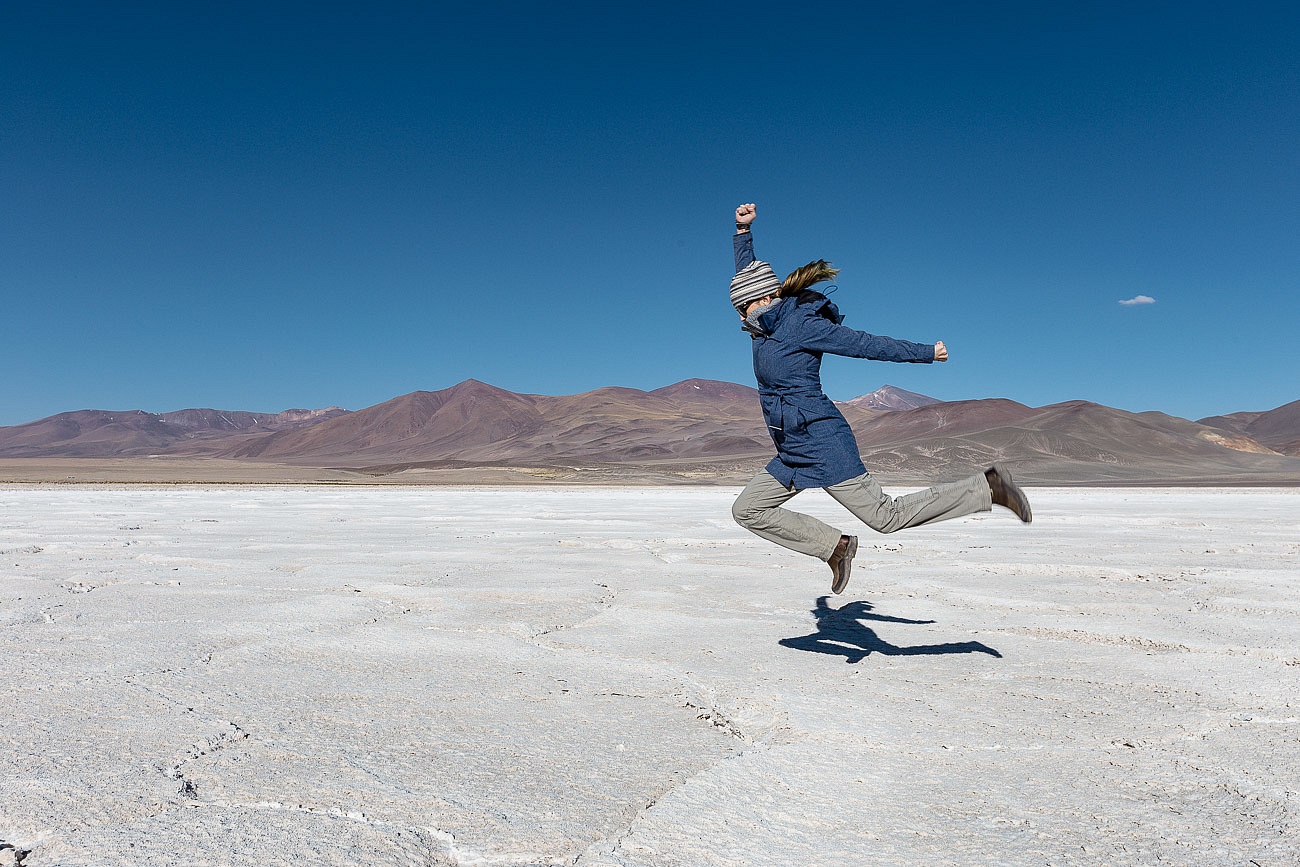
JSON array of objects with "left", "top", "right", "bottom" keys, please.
[{"left": 735, "top": 223, "right": 751, "bottom": 233}]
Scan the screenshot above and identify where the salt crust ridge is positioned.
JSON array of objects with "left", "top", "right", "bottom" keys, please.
[{"left": 3, "top": 486, "right": 1297, "bottom": 865}]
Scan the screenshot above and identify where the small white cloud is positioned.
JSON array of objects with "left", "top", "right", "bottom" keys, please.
[{"left": 1119, "top": 295, "right": 1156, "bottom": 306}]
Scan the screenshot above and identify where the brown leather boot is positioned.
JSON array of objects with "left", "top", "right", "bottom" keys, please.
[
  {"left": 828, "top": 534, "right": 858, "bottom": 594},
  {"left": 985, "top": 465, "right": 1032, "bottom": 523}
]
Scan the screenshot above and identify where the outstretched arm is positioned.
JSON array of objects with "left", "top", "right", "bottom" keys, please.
[
  {"left": 734, "top": 202, "right": 756, "bottom": 272},
  {"left": 800, "top": 314, "right": 940, "bottom": 363}
]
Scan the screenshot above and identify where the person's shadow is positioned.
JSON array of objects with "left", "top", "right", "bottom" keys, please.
[{"left": 779, "top": 596, "right": 1002, "bottom": 664}]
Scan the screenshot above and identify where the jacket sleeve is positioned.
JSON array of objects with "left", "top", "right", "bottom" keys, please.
[
  {"left": 797, "top": 312, "right": 936, "bottom": 363},
  {"left": 734, "top": 231, "right": 755, "bottom": 273}
]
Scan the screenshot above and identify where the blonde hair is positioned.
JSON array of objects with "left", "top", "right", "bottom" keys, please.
[{"left": 781, "top": 259, "right": 840, "bottom": 295}]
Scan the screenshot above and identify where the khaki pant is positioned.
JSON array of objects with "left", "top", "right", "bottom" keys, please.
[{"left": 731, "top": 469, "right": 993, "bottom": 561}]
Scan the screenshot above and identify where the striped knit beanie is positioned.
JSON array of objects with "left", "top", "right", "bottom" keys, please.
[{"left": 729, "top": 260, "right": 782, "bottom": 312}]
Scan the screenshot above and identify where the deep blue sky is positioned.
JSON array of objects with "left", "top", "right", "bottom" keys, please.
[{"left": 3, "top": 2, "right": 1297, "bottom": 426}]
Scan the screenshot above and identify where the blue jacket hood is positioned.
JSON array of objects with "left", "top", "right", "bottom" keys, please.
[{"left": 754, "top": 290, "right": 844, "bottom": 335}]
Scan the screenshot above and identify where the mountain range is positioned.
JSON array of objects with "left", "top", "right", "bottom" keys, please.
[{"left": 2, "top": 381, "right": 1298, "bottom": 485}]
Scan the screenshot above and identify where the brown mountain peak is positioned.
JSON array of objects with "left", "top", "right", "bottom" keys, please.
[
  {"left": 650, "top": 379, "right": 758, "bottom": 402},
  {"left": 844, "top": 385, "right": 942, "bottom": 411}
]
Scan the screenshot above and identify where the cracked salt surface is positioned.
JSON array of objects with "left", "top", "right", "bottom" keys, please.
[{"left": 2, "top": 486, "right": 1298, "bottom": 865}]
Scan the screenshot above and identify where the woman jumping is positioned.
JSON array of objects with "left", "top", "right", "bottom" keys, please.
[{"left": 728, "top": 203, "right": 1031, "bottom": 594}]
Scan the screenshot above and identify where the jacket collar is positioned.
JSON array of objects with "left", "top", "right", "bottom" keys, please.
[{"left": 741, "top": 296, "right": 792, "bottom": 337}]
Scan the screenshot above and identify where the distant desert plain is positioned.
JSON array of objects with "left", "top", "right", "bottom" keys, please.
[
  {"left": 5, "top": 381, "right": 1299, "bottom": 865},
  {"left": 1, "top": 380, "right": 1298, "bottom": 486}
]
